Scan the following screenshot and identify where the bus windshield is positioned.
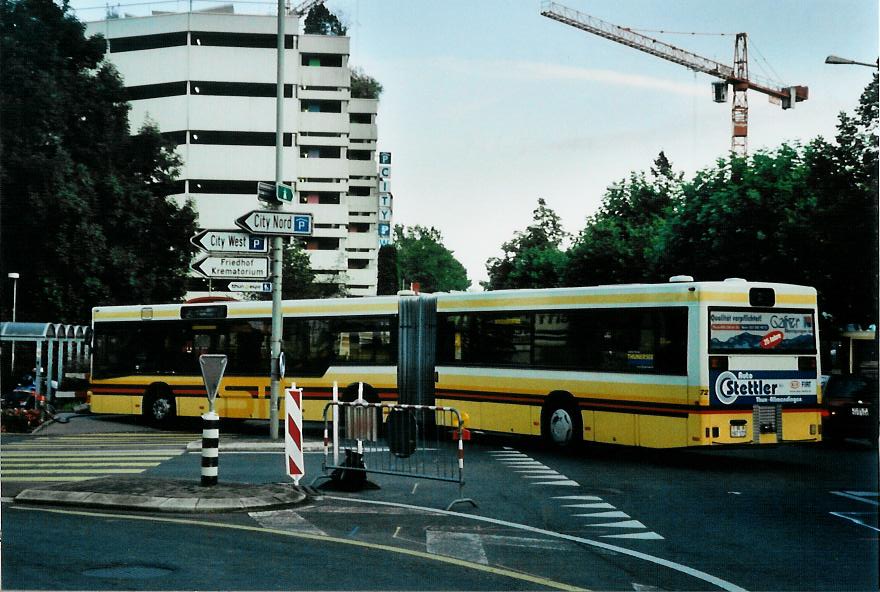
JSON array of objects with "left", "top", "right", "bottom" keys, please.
[{"left": 709, "top": 308, "right": 816, "bottom": 354}]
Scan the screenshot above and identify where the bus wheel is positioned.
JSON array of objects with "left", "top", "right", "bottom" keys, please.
[
  {"left": 542, "top": 397, "right": 582, "bottom": 448},
  {"left": 144, "top": 387, "right": 176, "bottom": 425}
]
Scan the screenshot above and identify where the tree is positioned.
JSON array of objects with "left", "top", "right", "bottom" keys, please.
[
  {"left": 303, "top": 4, "right": 346, "bottom": 36},
  {"left": 393, "top": 225, "right": 470, "bottom": 293},
  {"left": 280, "top": 240, "right": 347, "bottom": 299},
  {"left": 0, "top": 0, "right": 198, "bottom": 323},
  {"left": 350, "top": 67, "right": 383, "bottom": 99},
  {"left": 484, "top": 198, "right": 568, "bottom": 290},
  {"left": 565, "top": 152, "right": 680, "bottom": 287},
  {"left": 376, "top": 244, "right": 399, "bottom": 295}
]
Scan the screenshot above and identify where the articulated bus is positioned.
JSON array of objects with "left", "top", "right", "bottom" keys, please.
[{"left": 89, "top": 278, "right": 824, "bottom": 448}]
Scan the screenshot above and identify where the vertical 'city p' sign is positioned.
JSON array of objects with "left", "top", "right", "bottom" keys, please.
[{"left": 199, "top": 354, "right": 227, "bottom": 486}]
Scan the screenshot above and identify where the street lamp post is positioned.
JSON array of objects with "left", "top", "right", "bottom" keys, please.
[
  {"left": 7, "top": 272, "right": 19, "bottom": 376},
  {"left": 825, "top": 55, "right": 879, "bottom": 69}
]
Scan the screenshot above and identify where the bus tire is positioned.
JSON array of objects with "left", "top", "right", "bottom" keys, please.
[
  {"left": 143, "top": 385, "right": 176, "bottom": 425},
  {"left": 542, "top": 395, "right": 582, "bottom": 448}
]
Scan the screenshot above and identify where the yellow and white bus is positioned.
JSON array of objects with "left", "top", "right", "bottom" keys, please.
[
  {"left": 89, "top": 278, "right": 824, "bottom": 448},
  {"left": 434, "top": 278, "right": 823, "bottom": 447},
  {"left": 89, "top": 296, "right": 400, "bottom": 422}
]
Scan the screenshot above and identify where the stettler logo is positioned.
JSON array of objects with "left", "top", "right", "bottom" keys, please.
[{"left": 715, "top": 371, "right": 740, "bottom": 405}]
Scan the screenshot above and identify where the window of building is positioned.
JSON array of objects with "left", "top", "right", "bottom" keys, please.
[
  {"left": 348, "top": 222, "right": 371, "bottom": 233},
  {"left": 300, "top": 146, "right": 341, "bottom": 158},
  {"left": 190, "top": 32, "right": 294, "bottom": 49},
  {"left": 305, "top": 238, "right": 340, "bottom": 250},
  {"left": 300, "top": 99, "right": 342, "bottom": 113},
  {"left": 347, "top": 186, "right": 372, "bottom": 197},
  {"left": 348, "top": 150, "right": 372, "bottom": 161},
  {"left": 125, "top": 81, "right": 188, "bottom": 101},
  {"left": 350, "top": 113, "right": 372, "bottom": 124},
  {"left": 301, "top": 53, "right": 344, "bottom": 67},
  {"left": 108, "top": 32, "right": 188, "bottom": 53},
  {"left": 348, "top": 259, "right": 370, "bottom": 269},
  {"left": 190, "top": 81, "right": 293, "bottom": 98}
]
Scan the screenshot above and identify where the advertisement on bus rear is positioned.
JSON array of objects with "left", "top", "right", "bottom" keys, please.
[
  {"left": 710, "top": 369, "right": 818, "bottom": 406},
  {"left": 709, "top": 309, "right": 816, "bottom": 353}
]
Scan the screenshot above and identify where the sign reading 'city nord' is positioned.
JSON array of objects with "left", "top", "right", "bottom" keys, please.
[
  {"left": 236, "top": 210, "right": 313, "bottom": 236},
  {"left": 191, "top": 229, "right": 268, "bottom": 253},
  {"left": 191, "top": 256, "right": 269, "bottom": 279}
]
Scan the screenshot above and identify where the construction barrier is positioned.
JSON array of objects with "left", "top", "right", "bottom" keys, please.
[{"left": 316, "top": 383, "right": 476, "bottom": 511}]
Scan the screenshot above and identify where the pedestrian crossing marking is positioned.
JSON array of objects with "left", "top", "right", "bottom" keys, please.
[
  {"left": 496, "top": 448, "right": 665, "bottom": 542},
  {"left": 0, "top": 432, "right": 186, "bottom": 483}
]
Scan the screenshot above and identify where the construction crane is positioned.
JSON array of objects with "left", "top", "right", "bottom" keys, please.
[{"left": 540, "top": 1, "right": 808, "bottom": 155}]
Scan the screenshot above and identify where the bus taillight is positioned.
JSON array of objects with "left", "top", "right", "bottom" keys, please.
[
  {"left": 709, "top": 356, "right": 728, "bottom": 371},
  {"left": 798, "top": 356, "right": 817, "bottom": 372}
]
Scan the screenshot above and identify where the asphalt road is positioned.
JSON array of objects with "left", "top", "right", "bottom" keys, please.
[{"left": 1, "top": 414, "right": 877, "bottom": 591}]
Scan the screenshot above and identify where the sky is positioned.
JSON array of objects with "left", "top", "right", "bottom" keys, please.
[{"left": 68, "top": 0, "right": 878, "bottom": 288}]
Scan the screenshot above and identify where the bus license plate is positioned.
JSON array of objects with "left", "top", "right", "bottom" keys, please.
[{"left": 851, "top": 408, "right": 869, "bottom": 416}]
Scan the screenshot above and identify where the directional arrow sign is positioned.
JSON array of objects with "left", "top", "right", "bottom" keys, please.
[
  {"left": 236, "top": 210, "right": 313, "bottom": 236},
  {"left": 228, "top": 281, "right": 272, "bottom": 293},
  {"left": 191, "top": 229, "right": 268, "bottom": 253},
  {"left": 191, "top": 256, "right": 269, "bottom": 279}
]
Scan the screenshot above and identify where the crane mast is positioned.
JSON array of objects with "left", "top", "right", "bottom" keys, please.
[{"left": 540, "top": 1, "right": 808, "bottom": 155}]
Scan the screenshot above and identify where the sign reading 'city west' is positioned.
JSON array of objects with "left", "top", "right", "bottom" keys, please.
[
  {"left": 236, "top": 210, "right": 313, "bottom": 236},
  {"left": 191, "top": 256, "right": 269, "bottom": 279},
  {"left": 191, "top": 229, "right": 268, "bottom": 253}
]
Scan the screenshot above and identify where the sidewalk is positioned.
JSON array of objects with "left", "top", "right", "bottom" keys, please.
[
  {"left": 13, "top": 477, "right": 314, "bottom": 513},
  {"left": 10, "top": 413, "right": 325, "bottom": 513}
]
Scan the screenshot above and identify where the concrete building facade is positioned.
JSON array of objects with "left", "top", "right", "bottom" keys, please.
[{"left": 85, "top": 7, "right": 384, "bottom": 297}]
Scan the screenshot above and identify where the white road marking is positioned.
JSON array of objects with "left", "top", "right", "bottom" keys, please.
[
  {"left": 522, "top": 474, "right": 568, "bottom": 480},
  {"left": 531, "top": 480, "right": 580, "bottom": 486},
  {"left": 327, "top": 496, "right": 747, "bottom": 592},
  {"left": 426, "top": 531, "right": 489, "bottom": 565},
  {"left": 480, "top": 534, "right": 570, "bottom": 551},
  {"left": 514, "top": 468, "right": 556, "bottom": 473},
  {"left": 574, "top": 511, "right": 631, "bottom": 519},
  {"left": 588, "top": 520, "right": 647, "bottom": 529},
  {"left": 562, "top": 503, "right": 616, "bottom": 509},
  {"left": 831, "top": 491, "right": 879, "bottom": 507},
  {"left": 604, "top": 532, "right": 665, "bottom": 540},
  {"left": 249, "top": 509, "right": 327, "bottom": 535},
  {"left": 829, "top": 512, "right": 880, "bottom": 533},
  {"left": 553, "top": 495, "right": 603, "bottom": 501}
]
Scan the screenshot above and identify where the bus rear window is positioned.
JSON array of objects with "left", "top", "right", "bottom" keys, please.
[{"left": 709, "top": 308, "right": 816, "bottom": 354}]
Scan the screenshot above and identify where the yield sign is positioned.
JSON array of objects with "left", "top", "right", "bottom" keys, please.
[{"left": 199, "top": 354, "right": 227, "bottom": 410}]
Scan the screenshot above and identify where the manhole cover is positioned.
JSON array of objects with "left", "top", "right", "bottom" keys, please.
[{"left": 83, "top": 565, "right": 172, "bottom": 579}]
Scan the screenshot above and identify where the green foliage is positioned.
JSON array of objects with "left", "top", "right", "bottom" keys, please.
[
  {"left": 486, "top": 75, "right": 877, "bottom": 329},
  {"left": 281, "top": 240, "right": 347, "bottom": 299},
  {"left": 376, "top": 244, "right": 399, "bottom": 295},
  {"left": 0, "top": 0, "right": 198, "bottom": 324},
  {"left": 303, "top": 4, "right": 346, "bottom": 36},
  {"left": 566, "top": 152, "right": 680, "bottom": 287},
  {"left": 484, "top": 198, "right": 568, "bottom": 290},
  {"left": 350, "top": 67, "right": 383, "bottom": 100},
  {"left": 393, "top": 225, "right": 470, "bottom": 293}
]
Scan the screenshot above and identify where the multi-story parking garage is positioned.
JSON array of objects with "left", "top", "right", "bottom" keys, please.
[{"left": 85, "top": 6, "right": 385, "bottom": 297}]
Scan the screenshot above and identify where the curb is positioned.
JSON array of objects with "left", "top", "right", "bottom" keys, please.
[{"left": 13, "top": 483, "right": 315, "bottom": 514}]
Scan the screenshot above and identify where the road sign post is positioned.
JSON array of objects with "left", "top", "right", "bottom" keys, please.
[{"left": 199, "top": 354, "right": 227, "bottom": 486}]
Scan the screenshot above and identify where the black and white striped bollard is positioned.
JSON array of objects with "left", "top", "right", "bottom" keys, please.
[{"left": 201, "top": 411, "right": 220, "bottom": 486}]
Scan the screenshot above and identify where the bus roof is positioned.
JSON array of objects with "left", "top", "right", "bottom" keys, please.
[
  {"left": 92, "top": 294, "right": 401, "bottom": 322},
  {"left": 435, "top": 281, "right": 817, "bottom": 312}
]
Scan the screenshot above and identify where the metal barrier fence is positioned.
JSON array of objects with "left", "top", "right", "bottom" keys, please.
[{"left": 315, "top": 387, "right": 476, "bottom": 511}]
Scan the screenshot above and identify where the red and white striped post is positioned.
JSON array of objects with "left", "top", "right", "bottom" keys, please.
[{"left": 285, "top": 385, "right": 304, "bottom": 485}]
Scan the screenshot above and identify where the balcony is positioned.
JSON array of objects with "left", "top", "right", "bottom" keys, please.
[
  {"left": 307, "top": 250, "right": 346, "bottom": 271},
  {"left": 350, "top": 123, "right": 377, "bottom": 141},
  {"left": 299, "top": 111, "right": 349, "bottom": 135},
  {"left": 297, "top": 157, "right": 348, "bottom": 179},
  {"left": 346, "top": 232, "right": 377, "bottom": 250},
  {"left": 299, "top": 66, "right": 349, "bottom": 89},
  {"left": 348, "top": 160, "right": 377, "bottom": 178},
  {"left": 298, "top": 34, "right": 350, "bottom": 55}
]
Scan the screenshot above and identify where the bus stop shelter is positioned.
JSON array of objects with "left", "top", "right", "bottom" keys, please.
[{"left": 0, "top": 322, "right": 91, "bottom": 399}]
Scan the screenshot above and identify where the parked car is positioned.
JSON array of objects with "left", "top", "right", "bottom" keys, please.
[
  {"left": 823, "top": 374, "right": 879, "bottom": 444},
  {"left": 1, "top": 384, "right": 36, "bottom": 410}
]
